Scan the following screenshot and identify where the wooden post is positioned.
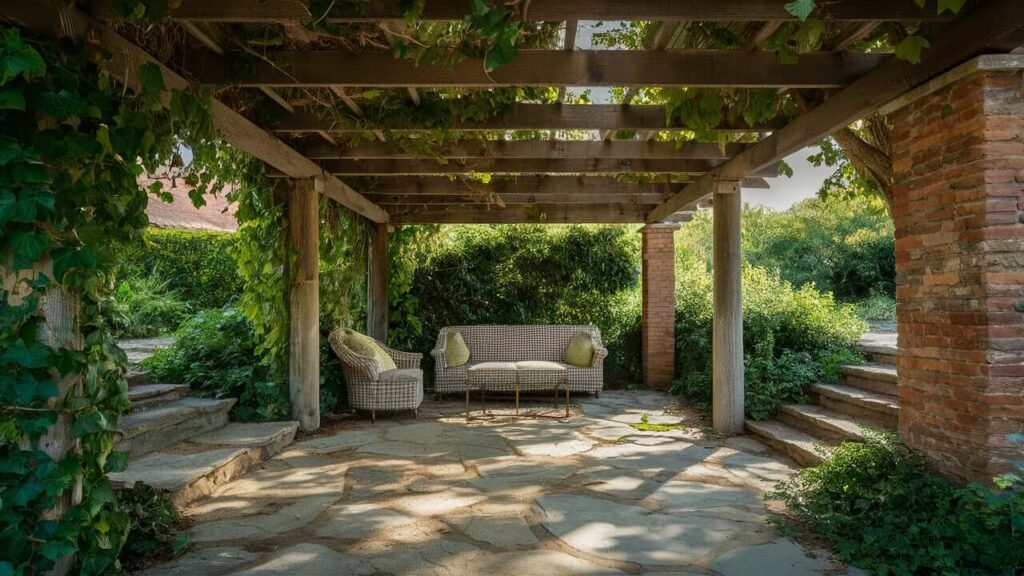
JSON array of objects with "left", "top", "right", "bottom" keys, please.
[
  {"left": 288, "top": 178, "right": 321, "bottom": 432},
  {"left": 367, "top": 222, "right": 389, "bottom": 342},
  {"left": 712, "top": 180, "right": 744, "bottom": 435}
]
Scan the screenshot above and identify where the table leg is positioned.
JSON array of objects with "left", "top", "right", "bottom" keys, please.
[
  {"left": 515, "top": 385, "right": 520, "bottom": 416},
  {"left": 565, "top": 380, "right": 570, "bottom": 418},
  {"left": 465, "top": 387, "right": 469, "bottom": 422},
  {"left": 481, "top": 387, "right": 486, "bottom": 416}
]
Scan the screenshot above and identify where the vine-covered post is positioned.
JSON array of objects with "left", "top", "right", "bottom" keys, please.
[
  {"left": 288, "top": 178, "right": 321, "bottom": 431},
  {"left": 712, "top": 180, "right": 744, "bottom": 435},
  {"left": 367, "top": 223, "right": 389, "bottom": 342}
]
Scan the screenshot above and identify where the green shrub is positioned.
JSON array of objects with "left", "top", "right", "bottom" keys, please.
[
  {"left": 118, "top": 482, "right": 187, "bottom": 572},
  {"left": 672, "top": 262, "right": 866, "bottom": 418},
  {"left": 143, "top": 307, "right": 288, "bottom": 421},
  {"left": 815, "top": 346, "right": 865, "bottom": 385},
  {"left": 856, "top": 290, "right": 897, "bottom": 322},
  {"left": 104, "top": 276, "right": 192, "bottom": 338},
  {"left": 114, "top": 229, "right": 241, "bottom": 311},
  {"left": 771, "top": 432, "right": 1024, "bottom": 575}
]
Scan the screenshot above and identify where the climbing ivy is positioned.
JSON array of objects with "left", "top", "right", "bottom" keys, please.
[{"left": 0, "top": 26, "right": 226, "bottom": 574}]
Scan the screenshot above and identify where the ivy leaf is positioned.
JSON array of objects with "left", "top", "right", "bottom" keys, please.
[
  {"left": 0, "top": 89, "right": 25, "bottom": 110},
  {"left": 8, "top": 229, "right": 50, "bottom": 269},
  {"left": 896, "top": 35, "right": 930, "bottom": 64},
  {"left": 0, "top": 135, "right": 23, "bottom": 165},
  {"left": 52, "top": 247, "right": 98, "bottom": 283},
  {"left": 937, "top": 0, "right": 967, "bottom": 14},
  {"left": 0, "top": 190, "right": 15, "bottom": 227},
  {"left": 137, "top": 62, "right": 166, "bottom": 95},
  {"left": 71, "top": 410, "right": 117, "bottom": 437},
  {"left": 0, "top": 28, "right": 46, "bottom": 85},
  {"left": 784, "top": 0, "right": 815, "bottom": 21},
  {"left": 40, "top": 538, "right": 76, "bottom": 562},
  {"left": 1, "top": 339, "right": 52, "bottom": 369}
]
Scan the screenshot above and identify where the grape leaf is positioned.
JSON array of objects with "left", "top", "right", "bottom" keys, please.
[
  {"left": 784, "top": 0, "right": 816, "bottom": 21},
  {"left": 896, "top": 35, "right": 930, "bottom": 64}
]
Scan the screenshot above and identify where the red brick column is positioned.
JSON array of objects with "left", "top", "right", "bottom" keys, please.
[
  {"left": 888, "top": 64, "right": 1024, "bottom": 482},
  {"left": 641, "top": 223, "right": 680, "bottom": 390}
]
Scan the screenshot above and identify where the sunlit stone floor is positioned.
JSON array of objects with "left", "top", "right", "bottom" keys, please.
[{"left": 143, "top": 391, "right": 865, "bottom": 576}]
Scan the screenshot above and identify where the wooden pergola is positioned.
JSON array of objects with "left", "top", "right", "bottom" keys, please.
[{"left": 6, "top": 0, "right": 1024, "bottom": 436}]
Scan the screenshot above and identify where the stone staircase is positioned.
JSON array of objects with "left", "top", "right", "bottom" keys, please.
[
  {"left": 745, "top": 334, "right": 899, "bottom": 466},
  {"left": 110, "top": 370, "right": 299, "bottom": 509}
]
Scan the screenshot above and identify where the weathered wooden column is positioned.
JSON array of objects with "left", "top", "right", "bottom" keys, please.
[
  {"left": 367, "top": 222, "right": 389, "bottom": 342},
  {"left": 288, "top": 178, "right": 320, "bottom": 432},
  {"left": 712, "top": 180, "right": 744, "bottom": 435},
  {"left": 640, "top": 223, "right": 681, "bottom": 390}
]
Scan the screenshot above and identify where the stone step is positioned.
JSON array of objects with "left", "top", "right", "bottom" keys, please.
[
  {"left": 744, "top": 420, "right": 831, "bottom": 467},
  {"left": 776, "top": 404, "right": 870, "bottom": 444},
  {"left": 856, "top": 334, "right": 897, "bottom": 366},
  {"left": 109, "top": 421, "right": 299, "bottom": 509},
  {"left": 809, "top": 383, "right": 898, "bottom": 430},
  {"left": 126, "top": 370, "right": 149, "bottom": 387},
  {"left": 116, "top": 397, "right": 237, "bottom": 458},
  {"left": 128, "top": 383, "right": 191, "bottom": 412},
  {"left": 840, "top": 362, "right": 898, "bottom": 396}
]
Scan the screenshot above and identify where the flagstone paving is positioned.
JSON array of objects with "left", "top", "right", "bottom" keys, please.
[{"left": 147, "top": 391, "right": 865, "bottom": 575}]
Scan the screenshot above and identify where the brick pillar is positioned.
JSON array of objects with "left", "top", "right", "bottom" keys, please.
[
  {"left": 641, "top": 223, "right": 680, "bottom": 390},
  {"left": 888, "top": 61, "right": 1024, "bottom": 482}
]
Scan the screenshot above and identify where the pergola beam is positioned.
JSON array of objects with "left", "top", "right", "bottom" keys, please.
[
  {"left": 360, "top": 176, "right": 684, "bottom": 197},
  {"left": 318, "top": 157, "right": 779, "bottom": 176},
  {"left": 302, "top": 140, "right": 745, "bottom": 160},
  {"left": 390, "top": 204, "right": 658, "bottom": 224},
  {"left": 367, "top": 193, "right": 673, "bottom": 205},
  {"left": 189, "top": 50, "right": 886, "bottom": 88},
  {"left": 2, "top": 1, "right": 388, "bottom": 223},
  {"left": 273, "top": 104, "right": 786, "bottom": 134},
  {"left": 84, "top": 0, "right": 957, "bottom": 22},
  {"left": 649, "top": 0, "right": 1024, "bottom": 222}
]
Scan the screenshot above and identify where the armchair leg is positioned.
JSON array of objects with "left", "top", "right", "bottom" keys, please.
[
  {"left": 414, "top": 408, "right": 419, "bottom": 419},
  {"left": 371, "top": 409, "right": 376, "bottom": 423}
]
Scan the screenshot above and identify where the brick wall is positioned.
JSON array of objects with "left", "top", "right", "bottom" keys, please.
[
  {"left": 641, "top": 224, "right": 680, "bottom": 390},
  {"left": 889, "top": 69, "right": 1024, "bottom": 482}
]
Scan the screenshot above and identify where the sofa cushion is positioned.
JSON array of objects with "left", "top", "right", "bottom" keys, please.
[
  {"left": 515, "top": 360, "right": 566, "bottom": 372},
  {"left": 467, "top": 362, "right": 517, "bottom": 372},
  {"left": 343, "top": 328, "right": 397, "bottom": 372},
  {"left": 445, "top": 331, "right": 471, "bottom": 367},
  {"left": 563, "top": 331, "right": 595, "bottom": 367},
  {"left": 379, "top": 368, "right": 423, "bottom": 383}
]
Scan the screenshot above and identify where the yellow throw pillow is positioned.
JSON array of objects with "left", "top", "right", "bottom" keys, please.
[
  {"left": 444, "top": 331, "right": 470, "bottom": 367},
  {"left": 343, "top": 329, "right": 396, "bottom": 372},
  {"left": 563, "top": 331, "right": 595, "bottom": 368}
]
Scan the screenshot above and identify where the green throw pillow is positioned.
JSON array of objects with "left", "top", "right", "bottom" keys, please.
[
  {"left": 563, "top": 331, "right": 595, "bottom": 367},
  {"left": 444, "top": 331, "right": 470, "bottom": 367},
  {"left": 343, "top": 329, "right": 396, "bottom": 372}
]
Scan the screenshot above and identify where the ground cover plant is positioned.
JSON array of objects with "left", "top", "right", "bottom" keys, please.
[
  {"left": 104, "top": 276, "right": 191, "bottom": 338},
  {"left": 771, "top": 432, "right": 1024, "bottom": 575}
]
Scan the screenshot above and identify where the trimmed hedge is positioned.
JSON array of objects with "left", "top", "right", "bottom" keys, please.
[{"left": 114, "top": 229, "right": 242, "bottom": 311}]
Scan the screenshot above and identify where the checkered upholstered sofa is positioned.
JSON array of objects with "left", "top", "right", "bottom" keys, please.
[
  {"left": 431, "top": 325, "right": 608, "bottom": 396},
  {"left": 328, "top": 328, "right": 424, "bottom": 419}
]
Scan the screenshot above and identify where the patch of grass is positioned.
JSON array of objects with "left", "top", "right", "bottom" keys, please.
[{"left": 629, "top": 412, "right": 687, "bottom": 432}]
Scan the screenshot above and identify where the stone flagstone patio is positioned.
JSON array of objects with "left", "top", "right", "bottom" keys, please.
[{"left": 144, "top": 391, "right": 864, "bottom": 576}]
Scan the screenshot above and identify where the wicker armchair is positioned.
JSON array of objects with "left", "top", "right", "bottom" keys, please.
[{"left": 328, "top": 328, "right": 424, "bottom": 420}]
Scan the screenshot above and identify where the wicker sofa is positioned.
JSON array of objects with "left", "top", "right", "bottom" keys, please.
[
  {"left": 328, "top": 328, "right": 424, "bottom": 419},
  {"left": 431, "top": 325, "right": 608, "bottom": 396}
]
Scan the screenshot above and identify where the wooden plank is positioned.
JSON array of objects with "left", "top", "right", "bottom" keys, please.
[
  {"left": 273, "top": 104, "right": 787, "bottom": 134},
  {"left": 390, "top": 204, "right": 654, "bottom": 224},
  {"left": 366, "top": 223, "right": 389, "bottom": 342},
  {"left": 2, "top": 1, "right": 388, "bottom": 223},
  {"left": 319, "top": 157, "right": 760, "bottom": 176},
  {"left": 832, "top": 21, "right": 880, "bottom": 52},
  {"left": 302, "top": 140, "right": 744, "bottom": 160},
  {"left": 187, "top": 50, "right": 886, "bottom": 88},
  {"left": 85, "top": 0, "right": 957, "bottom": 22},
  {"left": 367, "top": 193, "right": 673, "bottom": 205},
  {"left": 288, "top": 178, "right": 321, "bottom": 432},
  {"left": 746, "top": 21, "right": 783, "bottom": 50},
  {"left": 556, "top": 20, "right": 578, "bottom": 103},
  {"left": 712, "top": 180, "right": 744, "bottom": 435},
  {"left": 649, "top": 0, "right": 1024, "bottom": 222},
  {"left": 362, "top": 176, "right": 685, "bottom": 196}
]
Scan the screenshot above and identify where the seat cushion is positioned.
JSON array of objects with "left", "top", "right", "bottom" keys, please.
[
  {"left": 342, "top": 328, "right": 397, "bottom": 372},
  {"left": 444, "top": 331, "right": 470, "bottom": 367},
  {"left": 563, "top": 331, "right": 595, "bottom": 367},
  {"left": 379, "top": 368, "right": 423, "bottom": 383},
  {"left": 467, "top": 362, "right": 517, "bottom": 372},
  {"left": 515, "top": 360, "right": 566, "bottom": 372}
]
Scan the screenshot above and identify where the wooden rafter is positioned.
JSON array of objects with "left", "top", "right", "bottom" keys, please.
[
  {"left": 367, "top": 193, "right": 672, "bottom": 205},
  {"left": 300, "top": 140, "right": 746, "bottom": 160},
  {"left": 360, "top": 176, "right": 682, "bottom": 196},
  {"left": 649, "top": 0, "right": 1024, "bottom": 221},
  {"left": 390, "top": 204, "right": 655, "bottom": 224},
  {"left": 318, "top": 157, "right": 777, "bottom": 176},
  {"left": 84, "top": 0, "right": 957, "bottom": 23},
  {"left": 555, "top": 20, "right": 577, "bottom": 104},
  {"left": 616, "top": 20, "right": 682, "bottom": 140},
  {"left": 186, "top": 50, "right": 886, "bottom": 88},
  {"left": 2, "top": 1, "right": 388, "bottom": 223},
  {"left": 273, "top": 104, "right": 786, "bottom": 134}
]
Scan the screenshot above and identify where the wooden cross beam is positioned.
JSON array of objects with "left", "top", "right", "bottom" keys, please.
[
  {"left": 648, "top": 0, "right": 1024, "bottom": 222},
  {"left": 366, "top": 193, "right": 674, "bottom": 205},
  {"left": 356, "top": 175, "right": 769, "bottom": 197},
  {"left": 85, "top": 0, "right": 958, "bottom": 23},
  {"left": 187, "top": 50, "right": 887, "bottom": 89},
  {"left": 316, "top": 157, "right": 780, "bottom": 176},
  {"left": 272, "top": 104, "right": 785, "bottom": 134},
  {"left": 301, "top": 140, "right": 746, "bottom": 160},
  {"left": 389, "top": 204, "right": 656, "bottom": 224}
]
